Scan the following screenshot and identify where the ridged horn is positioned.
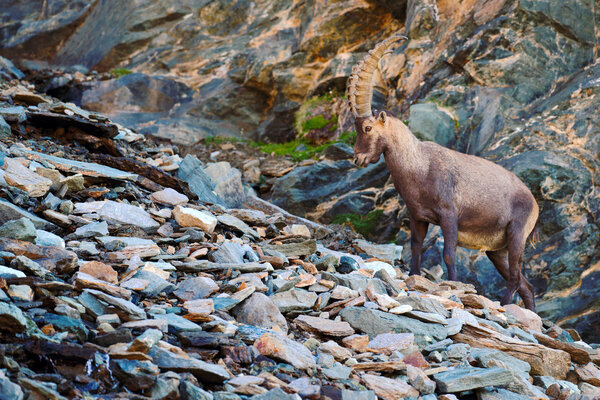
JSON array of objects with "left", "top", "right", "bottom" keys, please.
[{"left": 347, "top": 34, "right": 408, "bottom": 118}]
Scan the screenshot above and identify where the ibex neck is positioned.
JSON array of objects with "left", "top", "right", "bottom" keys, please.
[{"left": 383, "top": 120, "right": 426, "bottom": 190}]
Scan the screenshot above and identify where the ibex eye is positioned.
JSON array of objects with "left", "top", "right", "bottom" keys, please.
[{"left": 365, "top": 126, "right": 372, "bottom": 133}]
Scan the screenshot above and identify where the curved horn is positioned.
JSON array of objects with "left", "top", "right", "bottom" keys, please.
[{"left": 347, "top": 34, "right": 408, "bottom": 118}]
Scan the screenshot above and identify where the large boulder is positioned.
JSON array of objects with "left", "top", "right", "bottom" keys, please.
[{"left": 269, "top": 159, "right": 389, "bottom": 217}]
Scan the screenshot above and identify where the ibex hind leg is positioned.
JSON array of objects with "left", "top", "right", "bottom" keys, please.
[
  {"left": 486, "top": 249, "right": 536, "bottom": 311},
  {"left": 501, "top": 221, "right": 528, "bottom": 307}
]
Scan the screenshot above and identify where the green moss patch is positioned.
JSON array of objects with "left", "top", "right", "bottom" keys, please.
[
  {"left": 203, "top": 131, "right": 356, "bottom": 162},
  {"left": 111, "top": 68, "right": 133, "bottom": 78},
  {"left": 331, "top": 210, "right": 384, "bottom": 238}
]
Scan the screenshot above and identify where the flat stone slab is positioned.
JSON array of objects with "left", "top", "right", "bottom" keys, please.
[
  {"left": 271, "top": 289, "right": 318, "bottom": 313},
  {"left": 97, "top": 201, "right": 159, "bottom": 232},
  {"left": 294, "top": 315, "right": 355, "bottom": 337},
  {"left": 433, "top": 367, "right": 513, "bottom": 393},
  {"left": 13, "top": 147, "right": 137, "bottom": 181},
  {"left": 339, "top": 307, "right": 447, "bottom": 346},
  {"left": 0, "top": 199, "right": 55, "bottom": 229},
  {"left": 255, "top": 332, "right": 316, "bottom": 371},
  {"left": 152, "top": 313, "right": 202, "bottom": 333},
  {"left": 262, "top": 240, "right": 317, "bottom": 258},
  {"left": 352, "top": 239, "right": 402, "bottom": 263},
  {"left": 149, "top": 345, "right": 229, "bottom": 383},
  {"left": 85, "top": 289, "right": 146, "bottom": 321}
]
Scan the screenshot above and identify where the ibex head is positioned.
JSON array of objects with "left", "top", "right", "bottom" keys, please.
[{"left": 347, "top": 34, "right": 407, "bottom": 167}]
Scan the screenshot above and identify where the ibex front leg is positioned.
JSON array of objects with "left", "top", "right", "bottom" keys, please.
[
  {"left": 409, "top": 217, "right": 429, "bottom": 276},
  {"left": 440, "top": 214, "right": 459, "bottom": 281}
]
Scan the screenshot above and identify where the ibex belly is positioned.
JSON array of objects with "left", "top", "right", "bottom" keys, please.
[{"left": 457, "top": 230, "right": 507, "bottom": 251}]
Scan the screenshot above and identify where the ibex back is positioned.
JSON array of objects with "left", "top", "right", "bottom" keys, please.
[{"left": 347, "top": 35, "right": 539, "bottom": 311}]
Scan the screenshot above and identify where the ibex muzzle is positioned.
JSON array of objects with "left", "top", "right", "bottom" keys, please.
[{"left": 346, "top": 35, "right": 539, "bottom": 311}]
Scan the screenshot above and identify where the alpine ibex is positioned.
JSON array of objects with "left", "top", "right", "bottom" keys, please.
[{"left": 347, "top": 35, "right": 539, "bottom": 311}]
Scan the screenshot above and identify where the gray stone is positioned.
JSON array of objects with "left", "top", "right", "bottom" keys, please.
[
  {"left": 42, "top": 193, "right": 61, "bottom": 210},
  {"left": 129, "top": 329, "right": 163, "bottom": 353},
  {"left": 0, "top": 199, "right": 55, "bottom": 229},
  {"left": 177, "top": 155, "right": 223, "bottom": 206},
  {"left": 0, "top": 265, "right": 25, "bottom": 278},
  {"left": 363, "top": 261, "right": 397, "bottom": 279},
  {"left": 74, "top": 221, "right": 109, "bottom": 238},
  {"left": 231, "top": 292, "right": 288, "bottom": 334},
  {"left": 433, "top": 367, "right": 513, "bottom": 393},
  {"left": 0, "top": 217, "right": 37, "bottom": 242},
  {"left": 321, "top": 272, "right": 387, "bottom": 292},
  {"left": 424, "top": 338, "right": 453, "bottom": 353},
  {"left": 407, "top": 310, "right": 448, "bottom": 325},
  {"left": 408, "top": 102, "right": 457, "bottom": 147},
  {"left": 271, "top": 289, "right": 318, "bottom": 313},
  {"left": 270, "top": 159, "right": 389, "bottom": 217},
  {"left": 149, "top": 374, "right": 180, "bottom": 400},
  {"left": 77, "top": 241, "right": 99, "bottom": 256},
  {"left": 289, "top": 377, "right": 320, "bottom": 398},
  {"left": 470, "top": 348, "right": 531, "bottom": 378},
  {"left": 443, "top": 343, "right": 470, "bottom": 361},
  {"left": 0, "top": 369, "right": 23, "bottom": 400},
  {"left": 174, "top": 277, "right": 219, "bottom": 301},
  {"left": 111, "top": 359, "right": 159, "bottom": 392},
  {"left": 153, "top": 313, "right": 202, "bottom": 333},
  {"left": 180, "top": 381, "right": 214, "bottom": 400},
  {"left": 85, "top": 289, "right": 146, "bottom": 321},
  {"left": 8, "top": 284, "right": 33, "bottom": 302},
  {"left": 217, "top": 214, "right": 259, "bottom": 238},
  {"left": 150, "top": 345, "right": 229, "bottom": 383},
  {"left": 210, "top": 240, "right": 246, "bottom": 264},
  {"left": 393, "top": 296, "right": 449, "bottom": 317},
  {"left": 337, "top": 256, "right": 360, "bottom": 274},
  {"left": 35, "top": 312, "right": 89, "bottom": 342},
  {"left": 203, "top": 162, "right": 245, "bottom": 208},
  {"left": 262, "top": 240, "right": 317, "bottom": 258},
  {"left": 323, "top": 143, "right": 354, "bottom": 160},
  {"left": 353, "top": 239, "right": 403, "bottom": 264},
  {"left": 35, "top": 230, "right": 65, "bottom": 247},
  {"left": 341, "top": 390, "right": 377, "bottom": 400},
  {"left": 12, "top": 147, "right": 137, "bottom": 181},
  {"left": 97, "top": 235, "right": 156, "bottom": 249},
  {"left": 0, "top": 301, "right": 31, "bottom": 333},
  {"left": 0, "top": 116, "right": 10, "bottom": 137},
  {"left": 251, "top": 388, "right": 298, "bottom": 400},
  {"left": 10, "top": 255, "right": 48, "bottom": 278},
  {"left": 78, "top": 290, "right": 109, "bottom": 318},
  {"left": 323, "top": 364, "right": 352, "bottom": 380},
  {"left": 0, "top": 106, "right": 26, "bottom": 123},
  {"left": 255, "top": 333, "right": 316, "bottom": 371},
  {"left": 17, "top": 378, "right": 66, "bottom": 400},
  {"left": 0, "top": 56, "right": 24, "bottom": 80},
  {"left": 407, "top": 364, "right": 436, "bottom": 395},
  {"left": 477, "top": 389, "right": 532, "bottom": 400},
  {"left": 98, "top": 201, "right": 159, "bottom": 232},
  {"left": 133, "top": 269, "right": 175, "bottom": 298},
  {"left": 339, "top": 307, "right": 447, "bottom": 346}
]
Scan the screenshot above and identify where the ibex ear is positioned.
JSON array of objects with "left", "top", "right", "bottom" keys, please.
[{"left": 378, "top": 111, "right": 387, "bottom": 124}]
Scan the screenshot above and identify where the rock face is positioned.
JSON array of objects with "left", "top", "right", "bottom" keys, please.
[{"left": 0, "top": 0, "right": 399, "bottom": 144}]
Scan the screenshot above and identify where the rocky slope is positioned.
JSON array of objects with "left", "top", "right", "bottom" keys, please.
[
  {"left": 1, "top": 0, "right": 599, "bottom": 344},
  {"left": 1, "top": 63, "right": 600, "bottom": 400}
]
